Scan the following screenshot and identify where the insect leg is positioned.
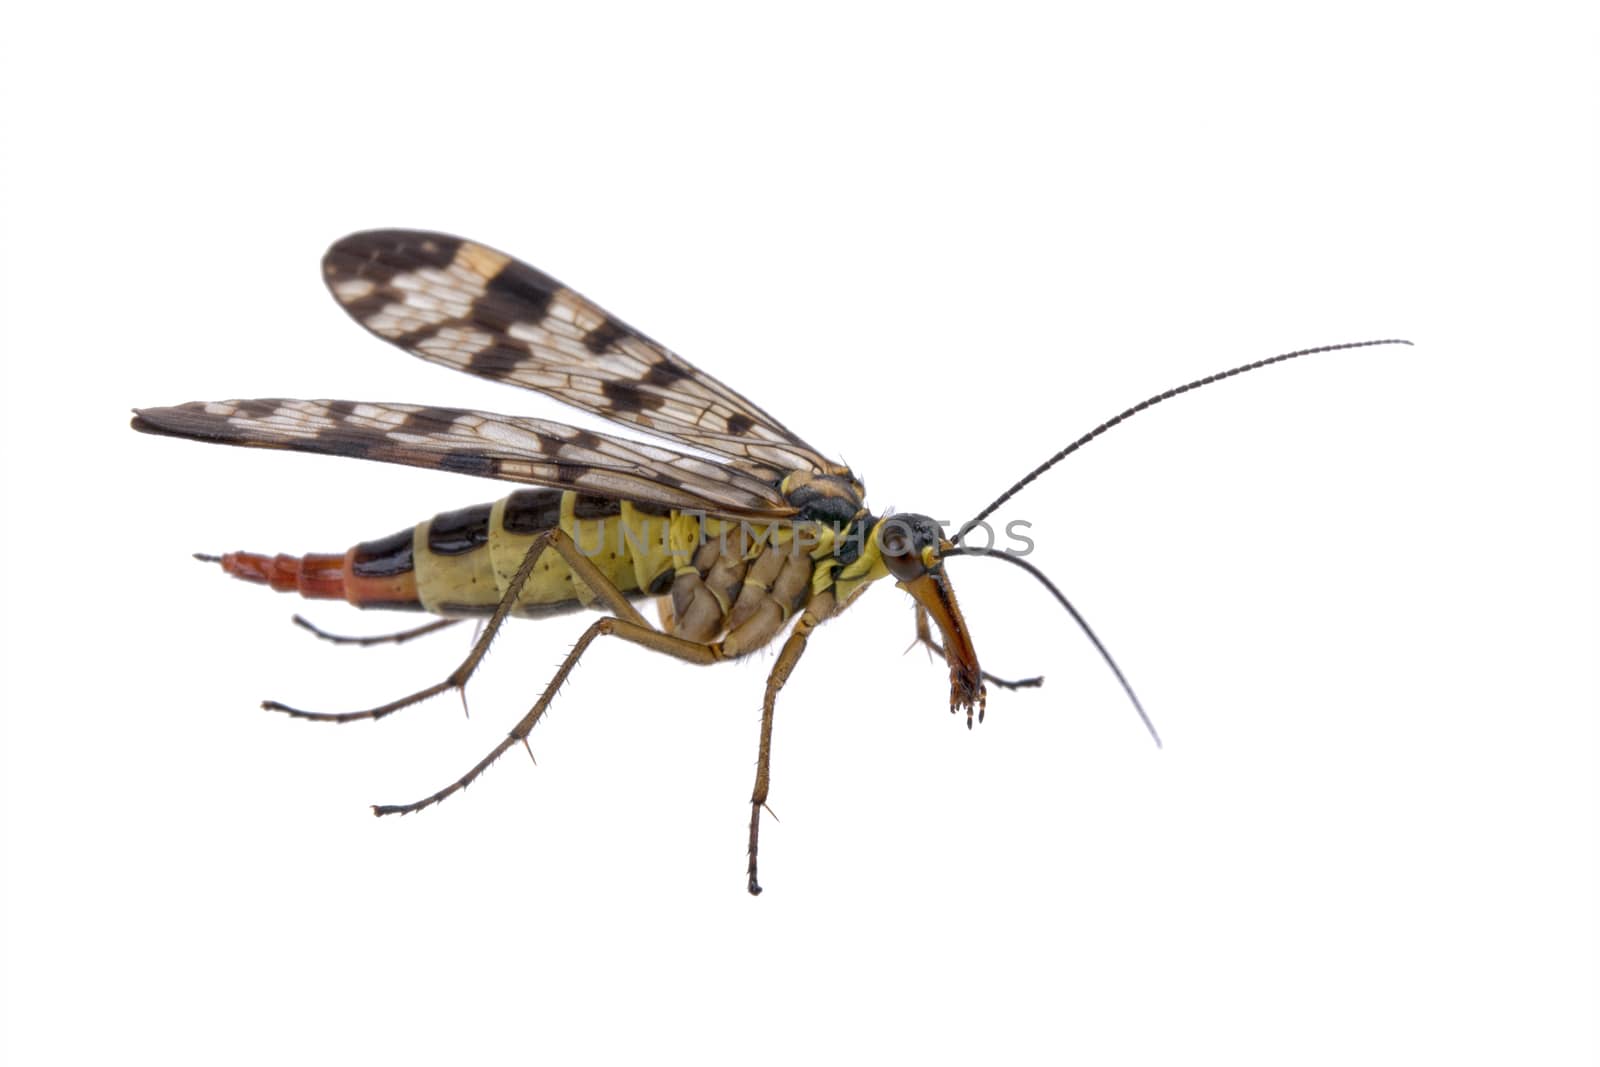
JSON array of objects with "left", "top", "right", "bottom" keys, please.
[
  {"left": 264, "top": 529, "right": 647, "bottom": 723},
  {"left": 371, "top": 616, "right": 721, "bottom": 817},
  {"left": 291, "top": 615, "right": 462, "bottom": 647},
  {"left": 746, "top": 612, "right": 820, "bottom": 896},
  {"left": 912, "top": 607, "right": 1044, "bottom": 690}
]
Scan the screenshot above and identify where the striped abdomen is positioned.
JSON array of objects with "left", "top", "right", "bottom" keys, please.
[{"left": 215, "top": 488, "right": 678, "bottom": 618}]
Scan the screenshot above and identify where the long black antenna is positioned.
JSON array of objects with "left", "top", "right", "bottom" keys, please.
[
  {"left": 945, "top": 545, "right": 1161, "bottom": 747},
  {"left": 956, "top": 339, "right": 1412, "bottom": 540}
]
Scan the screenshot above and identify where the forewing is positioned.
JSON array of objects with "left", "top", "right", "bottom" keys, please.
[
  {"left": 321, "top": 229, "right": 837, "bottom": 480},
  {"left": 131, "top": 400, "right": 795, "bottom": 518}
]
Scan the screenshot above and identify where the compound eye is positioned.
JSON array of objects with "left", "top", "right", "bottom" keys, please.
[{"left": 878, "top": 520, "right": 926, "bottom": 582}]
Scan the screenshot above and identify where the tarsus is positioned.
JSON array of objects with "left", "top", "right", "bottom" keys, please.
[{"left": 945, "top": 545, "right": 1161, "bottom": 748}]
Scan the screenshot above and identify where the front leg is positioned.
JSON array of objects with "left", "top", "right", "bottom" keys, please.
[{"left": 912, "top": 607, "right": 1045, "bottom": 690}]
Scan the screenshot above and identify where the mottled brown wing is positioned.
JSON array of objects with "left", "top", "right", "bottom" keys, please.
[
  {"left": 130, "top": 399, "right": 795, "bottom": 519},
  {"left": 321, "top": 229, "right": 840, "bottom": 482}
]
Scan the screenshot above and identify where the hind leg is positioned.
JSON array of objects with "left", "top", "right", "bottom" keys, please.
[{"left": 263, "top": 528, "right": 648, "bottom": 723}]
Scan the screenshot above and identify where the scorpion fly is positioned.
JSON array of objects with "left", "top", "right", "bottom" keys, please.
[{"left": 132, "top": 229, "right": 1409, "bottom": 894}]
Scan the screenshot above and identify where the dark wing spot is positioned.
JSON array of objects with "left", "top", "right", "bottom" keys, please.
[
  {"left": 324, "top": 230, "right": 463, "bottom": 280},
  {"left": 340, "top": 290, "right": 396, "bottom": 319},
  {"left": 379, "top": 408, "right": 429, "bottom": 435},
  {"left": 472, "top": 261, "right": 558, "bottom": 333},
  {"left": 553, "top": 462, "right": 589, "bottom": 484},
  {"left": 643, "top": 361, "right": 689, "bottom": 385},
  {"left": 234, "top": 399, "right": 280, "bottom": 419},
  {"left": 582, "top": 318, "right": 628, "bottom": 354},
  {"left": 467, "top": 340, "right": 531, "bottom": 380},
  {"left": 329, "top": 434, "right": 378, "bottom": 459},
  {"left": 438, "top": 453, "right": 498, "bottom": 476},
  {"left": 725, "top": 413, "right": 755, "bottom": 437},
  {"left": 390, "top": 323, "right": 449, "bottom": 350},
  {"left": 601, "top": 380, "right": 663, "bottom": 413}
]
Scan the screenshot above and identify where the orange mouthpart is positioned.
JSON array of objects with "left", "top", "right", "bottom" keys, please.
[{"left": 903, "top": 569, "right": 987, "bottom": 727}]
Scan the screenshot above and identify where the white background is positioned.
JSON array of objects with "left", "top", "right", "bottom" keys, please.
[{"left": 3, "top": 3, "right": 1595, "bottom": 1064}]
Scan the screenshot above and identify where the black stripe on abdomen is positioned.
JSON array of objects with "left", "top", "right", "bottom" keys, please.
[
  {"left": 500, "top": 488, "right": 565, "bottom": 534},
  {"left": 427, "top": 502, "right": 493, "bottom": 556},
  {"left": 572, "top": 494, "right": 622, "bottom": 520},
  {"left": 351, "top": 527, "right": 414, "bottom": 578}
]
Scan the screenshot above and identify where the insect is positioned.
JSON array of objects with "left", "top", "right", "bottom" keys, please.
[{"left": 132, "top": 229, "right": 1409, "bottom": 894}]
